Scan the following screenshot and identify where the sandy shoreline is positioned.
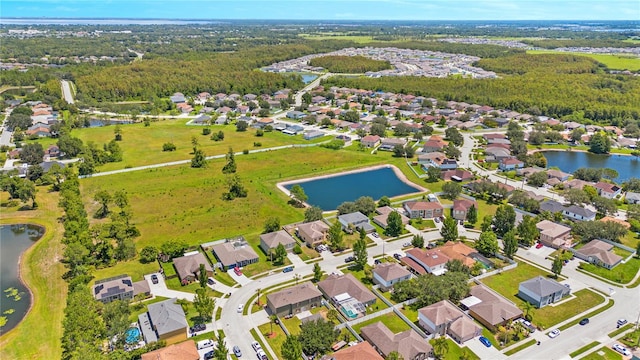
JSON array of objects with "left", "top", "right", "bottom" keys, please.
[{"left": 275, "top": 164, "right": 427, "bottom": 205}]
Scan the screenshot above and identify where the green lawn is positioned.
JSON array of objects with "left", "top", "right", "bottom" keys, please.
[
  {"left": 504, "top": 339, "right": 537, "bottom": 356},
  {"left": 578, "top": 257, "right": 640, "bottom": 284},
  {"left": 411, "top": 218, "right": 436, "bottom": 230},
  {"left": 429, "top": 338, "right": 480, "bottom": 360},
  {"left": 258, "top": 322, "right": 287, "bottom": 360},
  {"left": 582, "top": 346, "right": 623, "bottom": 360},
  {"left": 570, "top": 341, "right": 600, "bottom": 358},
  {"left": 351, "top": 312, "right": 411, "bottom": 334},
  {"left": 608, "top": 323, "right": 633, "bottom": 338},
  {"left": 619, "top": 328, "right": 640, "bottom": 349},
  {"left": 619, "top": 231, "right": 640, "bottom": 251},
  {"left": 527, "top": 50, "right": 640, "bottom": 71}
]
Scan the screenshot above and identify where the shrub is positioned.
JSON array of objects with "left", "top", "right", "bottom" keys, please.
[
  {"left": 243, "top": 149, "right": 249, "bottom": 154},
  {"left": 293, "top": 245, "right": 302, "bottom": 254},
  {"left": 253, "top": 142, "right": 262, "bottom": 147},
  {"left": 162, "top": 142, "right": 176, "bottom": 151},
  {"left": 202, "top": 127, "right": 211, "bottom": 135}
]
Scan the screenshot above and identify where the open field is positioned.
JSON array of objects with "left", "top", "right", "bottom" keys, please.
[
  {"left": 578, "top": 257, "right": 640, "bottom": 285},
  {"left": 0, "top": 190, "right": 66, "bottom": 360},
  {"left": 527, "top": 50, "right": 640, "bottom": 71}
]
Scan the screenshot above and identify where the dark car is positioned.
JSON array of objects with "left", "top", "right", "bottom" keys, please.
[
  {"left": 374, "top": 259, "right": 382, "bottom": 265},
  {"left": 393, "top": 253, "right": 402, "bottom": 260},
  {"left": 479, "top": 336, "right": 492, "bottom": 347},
  {"left": 344, "top": 256, "right": 355, "bottom": 263},
  {"left": 282, "top": 266, "right": 294, "bottom": 273},
  {"left": 204, "top": 350, "right": 215, "bottom": 360},
  {"left": 151, "top": 274, "right": 159, "bottom": 284},
  {"left": 207, "top": 277, "right": 215, "bottom": 285},
  {"left": 579, "top": 318, "right": 589, "bottom": 325}
]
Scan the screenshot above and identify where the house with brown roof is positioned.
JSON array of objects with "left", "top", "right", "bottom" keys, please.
[
  {"left": 452, "top": 198, "right": 477, "bottom": 221},
  {"left": 546, "top": 169, "right": 571, "bottom": 182},
  {"left": 463, "top": 284, "right": 522, "bottom": 331},
  {"left": 403, "top": 201, "right": 443, "bottom": 219},
  {"left": 437, "top": 241, "right": 477, "bottom": 268},
  {"left": 317, "top": 273, "right": 377, "bottom": 317},
  {"left": 373, "top": 206, "right": 410, "bottom": 229},
  {"left": 536, "top": 220, "right": 572, "bottom": 248},
  {"left": 266, "top": 282, "right": 323, "bottom": 317},
  {"left": 360, "top": 322, "right": 432, "bottom": 360},
  {"left": 372, "top": 262, "right": 412, "bottom": 291},
  {"left": 499, "top": 157, "right": 524, "bottom": 171},
  {"left": 403, "top": 248, "right": 450, "bottom": 276},
  {"left": 92, "top": 275, "right": 134, "bottom": 304},
  {"left": 574, "top": 240, "right": 623, "bottom": 269},
  {"left": 361, "top": 135, "right": 381, "bottom": 148},
  {"left": 172, "top": 253, "right": 213, "bottom": 284},
  {"left": 259, "top": 230, "right": 296, "bottom": 254},
  {"left": 594, "top": 182, "right": 622, "bottom": 199},
  {"left": 211, "top": 238, "right": 259, "bottom": 269},
  {"left": 418, "top": 300, "right": 481, "bottom": 344},
  {"left": 379, "top": 138, "right": 408, "bottom": 151},
  {"left": 564, "top": 179, "right": 592, "bottom": 190},
  {"left": 297, "top": 220, "right": 330, "bottom": 247},
  {"left": 599, "top": 216, "right": 631, "bottom": 229},
  {"left": 441, "top": 169, "right": 474, "bottom": 182},
  {"left": 422, "top": 136, "right": 447, "bottom": 153},
  {"left": 330, "top": 341, "right": 384, "bottom": 360},
  {"left": 140, "top": 340, "right": 199, "bottom": 360}
]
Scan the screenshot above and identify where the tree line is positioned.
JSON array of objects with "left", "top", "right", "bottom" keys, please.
[{"left": 309, "top": 55, "right": 391, "bottom": 73}]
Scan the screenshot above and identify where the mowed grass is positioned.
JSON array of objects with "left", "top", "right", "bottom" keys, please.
[
  {"left": 481, "top": 262, "right": 605, "bottom": 329},
  {"left": 0, "top": 190, "right": 67, "bottom": 360},
  {"left": 258, "top": 322, "right": 287, "bottom": 360},
  {"left": 582, "top": 346, "right": 623, "bottom": 360},
  {"left": 527, "top": 50, "right": 640, "bottom": 71},
  {"left": 69, "top": 120, "right": 324, "bottom": 171},
  {"left": 579, "top": 257, "right": 640, "bottom": 285},
  {"left": 351, "top": 312, "right": 411, "bottom": 334},
  {"left": 429, "top": 338, "right": 480, "bottom": 360}
]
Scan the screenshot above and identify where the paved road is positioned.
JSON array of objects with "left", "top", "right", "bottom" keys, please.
[
  {"left": 0, "top": 108, "right": 14, "bottom": 148},
  {"left": 60, "top": 80, "right": 75, "bottom": 104}
]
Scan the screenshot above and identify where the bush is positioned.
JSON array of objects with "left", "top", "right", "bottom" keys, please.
[
  {"left": 293, "top": 245, "right": 302, "bottom": 254},
  {"left": 253, "top": 142, "right": 262, "bottom": 147},
  {"left": 162, "top": 142, "right": 176, "bottom": 151},
  {"left": 139, "top": 246, "right": 159, "bottom": 263},
  {"left": 243, "top": 149, "right": 249, "bottom": 154},
  {"left": 202, "top": 127, "right": 211, "bottom": 135},
  {"left": 256, "top": 129, "right": 264, "bottom": 137}
]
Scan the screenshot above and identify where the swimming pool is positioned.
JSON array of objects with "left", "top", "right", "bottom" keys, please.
[
  {"left": 340, "top": 306, "right": 358, "bottom": 319},
  {"left": 125, "top": 327, "right": 141, "bottom": 344}
]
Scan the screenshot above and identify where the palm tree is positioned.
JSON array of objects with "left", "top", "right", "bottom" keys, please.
[
  {"left": 269, "top": 314, "right": 278, "bottom": 335},
  {"left": 255, "top": 288, "right": 262, "bottom": 306},
  {"left": 520, "top": 301, "right": 534, "bottom": 322},
  {"left": 327, "top": 309, "right": 339, "bottom": 324},
  {"left": 432, "top": 337, "right": 449, "bottom": 359}
]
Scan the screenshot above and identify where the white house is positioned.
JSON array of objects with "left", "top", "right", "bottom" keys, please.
[{"left": 372, "top": 263, "right": 411, "bottom": 291}]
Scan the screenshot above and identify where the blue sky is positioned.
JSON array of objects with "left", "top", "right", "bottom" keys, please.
[{"left": 2, "top": 0, "right": 639, "bottom": 21}]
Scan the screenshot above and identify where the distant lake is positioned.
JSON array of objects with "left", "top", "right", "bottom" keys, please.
[
  {"left": 284, "top": 166, "right": 422, "bottom": 211},
  {"left": 543, "top": 151, "right": 640, "bottom": 182},
  {"left": 0, "top": 224, "right": 44, "bottom": 335},
  {"left": 301, "top": 74, "right": 318, "bottom": 84}
]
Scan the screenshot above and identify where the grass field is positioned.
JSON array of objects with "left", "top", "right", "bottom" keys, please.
[
  {"left": 582, "top": 346, "right": 623, "bottom": 360},
  {"left": 0, "top": 190, "right": 67, "bottom": 360},
  {"left": 351, "top": 312, "right": 411, "bottom": 334},
  {"left": 578, "top": 257, "right": 640, "bottom": 284},
  {"left": 527, "top": 50, "right": 640, "bottom": 71}
]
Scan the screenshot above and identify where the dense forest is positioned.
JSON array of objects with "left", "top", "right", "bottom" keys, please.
[
  {"left": 309, "top": 55, "right": 391, "bottom": 73},
  {"left": 324, "top": 53, "right": 640, "bottom": 122},
  {"left": 522, "top": 39, "right": 640, "bottom": 49}
]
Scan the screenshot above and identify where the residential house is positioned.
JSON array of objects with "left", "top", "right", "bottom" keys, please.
[
  {"left": 372, "top": 262, "right": 412, "bottom": 291},
  {"left": 546, "top": 169, "right": 570, "bottom": 182},
  {"left": 484, "top": 147, "right": 511, "bottom": 162},
  {"left": 564, "top": 179, "right": 593, "bottom": 190},
  {"left": 536, "top": 220, "right": 572, "bottom": 248},
  {"left": 138, "top": 298, "right": 188, "bottom": 344},
  {"left": 518, "top": 276, "right": 570, "bottom": 308},
  {"left": 463, "top": 284, "right": 522, "bottom": 331},
  {"left": 140, "top": 340, "right": 199, "bottom": 360},
  {"left": 44, "top": 144, "right": 61, "bottom": 159},
  {"left": 437, "top": 241, "right": 478, "bottom": 268},
  {"left": 211, "top": 237, "right": 259, "bottom": 269},
  {"left": 563, "top": 205, "right": 596, "bottom": 222},
  {"left": 259, "top": 230, "right": 297, "bottom": 254},
  {"left": 297, "top": 220, "right": 330, "bottom": 247},
  {"left": 379, "top": 138, "right": 407, "bottom": 151},
  {"left": 304, "top": 130, "right": 325, "bottom": 140},
  {"left": 360, "top": 322, "right": 432, "bottom": 360},
  {"left": 417, "top": 152, "right": 458, "bottom": 170},
  {"left": 574, "top": 240, "right": 623, "bottom": 269},
  {"left": 170, "top": 93, "right": 186, "bottom": 104},
  {"left": 372, "top": 206, "right": 409, "bottom": 229},
  {"left": 330, "top": 341, "right": 384, "bottom": 360},
  {"left": 422, "top": 136, "right": 447, "bottom": 153},
  {"left": 418, "top": 300, "right": 481, "bottom": 344},
  {"left": 452, "top": 199, "right": 477, "bottom": 221},
  {"left": 403, "top": 248, "right": 450, "bottom": 276},
  {"left": 361, "top": 135, "right": 381, "bottom": 148},
  {"left": 338, "top": 212, "right": 375, "bottom": 233},
  {"left": 499, "top": 157, "right": 524, "bottom": 171},
  {"left": 403, "top": 201, "right": 444, "bottom": 219},
  {"left": 286, "top": 111, "right": 306, "bottom": 120},
  {"left": 266, "top": 282, "right": 323, "bottom": 317},
  {"left": 25, "top": 126, "right": 50, "bottom": 137},
  {"left": 133, "top": 279, "right": 151, "bottom": 299},
  {"left": 318, "top": 274, "right": 377, "bottom": 318},
  {"left": 625, "top": 192, "right": 640, "bottom": 204},
  {"left": 441, "top": 169, "right": 473, "bottom": 182},
  {"left": 594, "top": 182, "right": 622, "bottom": 199},
  {"left": 599, "top": 216, "right": 631, "bottom": 230},
  {"left": 92, "top": 275, "right": 134, "bottom": 304},
  {"left": 172, "top": 253, "right": 213, "bottom": 284}
]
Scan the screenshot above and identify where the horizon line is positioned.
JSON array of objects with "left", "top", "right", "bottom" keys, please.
[{"left": 2, "top": 17, "right": 638, "bottom": 22}]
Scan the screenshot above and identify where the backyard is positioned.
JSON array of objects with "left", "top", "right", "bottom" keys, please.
[
  {"left": 350, "top": 312, "right": 411, "bottom": 334},
  {"left": 579, "top": 256, "right": 640, "bottom": 285}
]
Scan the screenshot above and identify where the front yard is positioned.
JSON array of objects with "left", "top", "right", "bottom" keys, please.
[
  {"left": 351, "top": 312, "right": 411, "bottom": 334},
  {"left": 429, "top": 338, "right": 480, "bottom": 360},
  {"left": 579, "top": 256, "right": 640, "bottom": 285}
]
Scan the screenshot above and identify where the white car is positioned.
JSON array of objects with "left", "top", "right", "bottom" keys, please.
[
  {"left": 548, "top": 329, "right": 560, "bottom": 338},
  {"left": 237, "top": 304, "right": 243, "bottom": 313},
  {"left": 613, "top": 343, "right": 630, "bottom": 356},
  {"left": 617, "top": 318, "right": 628, "bottom": 326},
  {"left": 251, "top": 341, "right": 262, "bottom": 352}
]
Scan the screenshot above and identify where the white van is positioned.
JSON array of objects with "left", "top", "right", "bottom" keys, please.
[{"left": 197, "top": 339, "right": 215, "bottom": 350}]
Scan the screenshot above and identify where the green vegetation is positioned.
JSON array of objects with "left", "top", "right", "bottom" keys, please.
[
  {"left": 428, "top": 338, "right": 480, "bottom": 360},
  {"left": 504, "top": 339, "right": 537, "bottom": 356},
  {"left": 578, "top": 257, "right": 640, "bottom": 284},
  {"left": 351, "top": 312, "right": 411, "bottom": 334},
  {"left": 309, "top": 55, "right": 391, "bottom": 73},
  {"left": 558, "top": 299, "right": 614, "bottom": 331},
  {"left": 528, "top": 50, "right": 640, "bottom": 71},
  {"left": 608, "top": 323, "right": 633, "bottom": 338},
  {"left": 582, "top": 346, "right": 623, "bottom": 360},
  {"left": 570, "top": 341, "right": 601, "bottom": 358}
]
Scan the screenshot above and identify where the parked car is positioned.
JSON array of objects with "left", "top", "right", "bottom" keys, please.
[
  {"left": 372, "top": 232, "right": 379, "bottom": 238},
  {"left": 479, "top": 336, "right": 492, "bottom": 347},
  {"left": 427, "top": 243, "right": 436, "bottom": 249},
  {"left": 233, "top": 345, "right": 242, "bottom": 357},
  {"left": 197, "top": 339, "right": 215, "bottom": 350},
  {"left": 393, "top": 253, "right": 402, "bottom": 260},
  {"left": 535, "top": 242, "right": 544, "bottom": 249},
  {"left": 617, "top": 319, "right": 628, "bottom": 327},
  {"left": 234, "top": 266, "right": 242, "bottom": 276},
  {"left": 374, "top": 259, "right": 382, "bottom": 265},
  {"left": 190, "top": 323, "right": 206, "bottom": 333},
  {"left": 434, "top": 217, "right": 440, "bottom": 223},
  {"left": 237, "top": 304, "right": 243, "bottom": 313},
  {"left": 207, "top": 277, "right": 215, "bottom": 285},
  {"left": 402, "top": 242, "right": 411, "bottom": 247},
  {"left": 251, "top": 341, "right": 262, "bottom": 352},
  {"left": 579, "top": 318, "right": 589, "bottom": 325},
  {"left": 344, "top": 256, "right": 355, "bottom": 263},
  {"left": 151, "top": 274, "right": 159, "bottom": 284},
  {"left": 613, "top": 343, "right": 630, "bottom": 356},
  {"left": 256, "top": 349, "right": 268, "bottom": 360},
  {"left": 548, "top": 329, "right": 560, "bottom": 338},
  {"left": 282, "top": 266, "right": 294, "bottom": 273},
  {"left": 204, "top": 350, "right": 215, "bottom": 360}
]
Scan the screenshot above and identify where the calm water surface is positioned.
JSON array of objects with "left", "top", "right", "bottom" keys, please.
[
  {"left": 285, "top": 167, "right": 421, "bottom": 210},
  {"left": 0, "top": 224, "right": 44, "bottom": 334},
  {"left": 543, "top": 151, "right": 639, "bottom": 182}
]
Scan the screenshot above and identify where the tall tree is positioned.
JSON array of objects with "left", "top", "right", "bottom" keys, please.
[
  {"left": 304, "top": 206, "right": 324, "bottom": 222},
  {"left": 385, "top": 211, "right": 403, "bottom": 237},
  {"left": 102, "top": 299, "right": 131, "bottom": 348},
  {"left": 191, "top": 147, "right": 206, "bottom": 168},
  {"left": 551, "top": 256, "right": 563, "bottom": 278},
  {"left": 214, "top": 333, "right": 229, "bottom": 360},
  {"left": 289, "top": 184, "right": 308, "bottom": 206},
  {"left": 93, "top": 190, "right": 112, "bottom": 218},
  {"left": 20, "top": 143, "right": 45, "bottom": 165},
  {"left": 477, "top": 231, "right": 499, "bottom": 257},
  {"left": 297, "top": 319, "right": 339, "bottom": 356},
  {"left": 281, "top": 335, "right": 303, "bottom": 360},
  {"left": 517, "top": 215, "right": 539, "bottom": 246},
  {"left": 440, "top": 216, "right": 458, "bottom": 242},
  {"left": 274, "top": 243, "right": 287, "bottom": 265},
  {"left": 442, "top": 182, "right": 462, "bottom": 200},
  {"left": 432, "top": 337, "right": 449, "bottom": 360},
  {"left": 198, "top": 263, "right": 207, "bottom": 288},
  {"left": 353, "top": 236, "right": 367, "bottom": 271},
  {"left": 193, "top": 288, "right": 215, "bottom": 323},
  {"left": 466, "top": 205, "right": 478, "bottom": 225},
  {"left": 412, "top": 234, "right": 425, "bottom": 248},
  {"left": 222, "top": 147, "right": 236, "bottom": 174},
  {"left": 481, "top": 214, "right": 494, "bottom": 232},
  {"left": 502, "top": 229, "right": 518, "bottom": 259},
  {"left": 327, "top": 221, "right": 344, "bottom": 251},
  {"left": 493, "top": 205, "right": 516, "bottom": 237},
  {"left": 378, "top": 196, "right": 391, "bottom": 207},
  {"left": 388, "top": 351, "right": 405, "bottom": 360},
  {"left": 589, "top": 132, "right": 611, "bottom": 154},
  {"left": 313, "top": 262, "right": 323, "bottom": 282},
  {"left": 263, "top": 216, "right": 281, "bottom": 233}
]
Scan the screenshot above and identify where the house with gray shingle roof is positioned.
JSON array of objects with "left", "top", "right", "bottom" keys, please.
[
  {"left": 518, "top": 276, "right": 570, "bottom": 308},
  {"left": 139, "top": 298, "right": 188, "bottom": 343},
  {"left": 266, "top": 282, "right": 323, "bottom": 317},
  {"left": 259, "top": 230, "right": 296, "bottom": 254},
  {"left": 418, "top": 300, "right": 481, "bottom": 344},
  {"left": 338, "top": 212, "right": 375, "bottom": 233},
  {"left": 372, "top": 262, "right": 411, "bottom": 291},
  {"left": 626, "top": 192, "right": 640, "bottom": 204}
]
